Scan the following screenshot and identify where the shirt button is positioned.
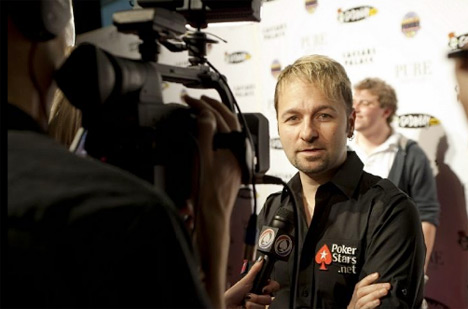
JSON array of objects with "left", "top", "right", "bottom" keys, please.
[
  {"left": 302, "top": 290, "right": 309, "bottom": 297},
  {"left": 401, "top": 288, "right": 408, "bottom": 296}
]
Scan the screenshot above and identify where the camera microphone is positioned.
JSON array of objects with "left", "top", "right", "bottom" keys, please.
[{"left": 251, "top": 207, "right": 294, "bottom": 294}]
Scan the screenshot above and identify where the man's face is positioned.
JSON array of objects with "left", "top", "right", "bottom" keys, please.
[
  {"left": 277, "top": 78, "right": 354, "bottom": 181},
  {"left": 353, "top": 89, "right": 391, "bottom": 133}
]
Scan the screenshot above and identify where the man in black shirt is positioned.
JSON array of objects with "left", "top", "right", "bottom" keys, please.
[{"left": 258, "top": 54, "right": 425, "bottom": 308}]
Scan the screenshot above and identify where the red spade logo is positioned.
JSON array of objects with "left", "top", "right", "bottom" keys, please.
[{"left": 315, "top": 244, "right": 332, "bottom": 270}]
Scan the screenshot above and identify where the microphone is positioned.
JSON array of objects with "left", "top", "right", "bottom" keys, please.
[{"left": 251, "top": 207, "right": 295, "bottom": 294}]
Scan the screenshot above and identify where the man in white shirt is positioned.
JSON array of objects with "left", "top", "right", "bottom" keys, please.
[{"left": 349, "top": 78, "right": 440, "bottom": 276}]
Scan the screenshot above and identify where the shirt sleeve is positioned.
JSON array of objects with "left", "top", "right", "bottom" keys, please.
[
  {"left": 362, "top": 180, "right": 426, "bottom": 308},
  {"left": 405, "top": 143, "right": 440, "bottom": 226}
]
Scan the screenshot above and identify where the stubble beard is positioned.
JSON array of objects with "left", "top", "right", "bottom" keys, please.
[{"left": 292, "top": 155, "right": 329, "bottom": 177}]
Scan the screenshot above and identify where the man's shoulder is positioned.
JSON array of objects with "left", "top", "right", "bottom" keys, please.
[
  {"left": 367, "top": 176, "right": 419, "bottom": 219},
  {"left": 395, "top": 133, "right": 420, "bottom": 151},
  {"left": 258, "top": 191, "right": 283, "bottom": 226},
  {"left": 8, "top": 130, "right": 175, "bottom": 220},
  {"left": 359, "top": 171, "right": 413, "bottom": 208}
]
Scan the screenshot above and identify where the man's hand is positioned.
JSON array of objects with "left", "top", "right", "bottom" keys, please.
[
  {"left": 225, "top": 257, "right": 280, "bottom": 309},
  {"left": 347, "top": 273, "right": 391, "bottom": 309}
]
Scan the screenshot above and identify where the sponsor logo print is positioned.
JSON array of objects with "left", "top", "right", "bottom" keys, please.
[
  {"left": 343, "top": 48, "right": 376, "bottom": 66},
  {"left": 271, "top": 59, "right": 282, "bottom": 79},
  {"left": 401, "top": 12, "right": 421, "bottom": 38},
  {"left": 233, "top": 84, "right": 255, "bottom": 98},
  {"left": 337, "top": 6, "right": 377, "bottom": 23},
  {"left": 315, "top": 243, "right": 358, "bottom": 274},
  {"left": 395, "top": 61, "right": 432, "bottom": 79},
  {"left": 448, "top": 32, "right": 468, "bottom": 50},
  {"left": 225, "top": 51, "right": 251, "bottom": 64},
  {"left": 258, "top": 228, "right": 276, "bottom": 250},
  {"left": 397, "top": 114, "right": 440, "bottom": 129},
  {"left": 274, "top": 235, "right": 293, "bottom": 257},
  {"left": 301, "top": 33, "right": 326, "bottom": 51},
  {"left": 315, "top": 244, "right": 332, "bottom": 270},
  {"left": 263, "top": 23, "right": 287, "bottom": 40},
  {"left": 305, "top": 0, "right": 318, "bottom": 14}
]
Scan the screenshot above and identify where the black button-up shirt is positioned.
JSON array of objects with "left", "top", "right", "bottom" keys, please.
[{"left": 258, "top": 152, "right": 425, "bottom": 308}]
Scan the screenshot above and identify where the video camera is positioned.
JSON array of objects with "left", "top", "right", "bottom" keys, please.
[{"left": 55, "top": 0, "right": 269, "bottom": 209}]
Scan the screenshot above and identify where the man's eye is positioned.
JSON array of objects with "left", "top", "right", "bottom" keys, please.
[
  {"left": 285, "top": 115, "right": 299, "bottom": 122},
  {"left": 317, "top": 114, "right": 332, "bottom": 120}
]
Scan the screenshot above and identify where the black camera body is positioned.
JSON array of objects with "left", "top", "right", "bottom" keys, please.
[{"left": 55, "top": 0, "right": 269, "bottom": 209}]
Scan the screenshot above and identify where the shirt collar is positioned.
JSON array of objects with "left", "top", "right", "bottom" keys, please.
[
  {"left": 375, "top": 131, "right": 400, "bottom": 153},
  {"left": 283, "top": 151, "right": 364, "bottom": 200},
  {"left": 330, "top": 151, "right": 364, "bottom": 198}
]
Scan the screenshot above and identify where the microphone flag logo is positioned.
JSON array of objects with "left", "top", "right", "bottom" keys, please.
[
  {"left": 258, "top": 228, "right": 276, "bottom": 250},
  {"left": 315, "top": 244, "right": 332, "bottom": 270}
]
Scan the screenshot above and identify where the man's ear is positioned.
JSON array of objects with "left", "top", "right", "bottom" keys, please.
[
  {"left": 347, "top": 109, "right": 356, "bottom": 138},
  {"left": 382, "top": 107, "right": 394, "bottom": 121}
]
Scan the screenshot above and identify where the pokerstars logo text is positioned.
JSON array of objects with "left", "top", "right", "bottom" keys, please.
[{"left": 315, "top": 243, "right": 358, "bottom": 274}]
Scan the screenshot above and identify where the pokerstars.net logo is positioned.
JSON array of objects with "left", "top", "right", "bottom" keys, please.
[{"left": 315, "top": 243, "right": 358, "bottom": 274}]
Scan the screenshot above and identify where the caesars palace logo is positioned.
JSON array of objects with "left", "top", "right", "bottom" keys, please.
[
  {"left": 448, "top": 32, "right": 468, "bottom": 50},
  {"left": 315, "top": 243, "right": 358, "bottom": 274},
  {"left": 401, "top": 12, "right": 421, "bottom": 38},
  {"left": 397, "top": 114, "right": 441, "bottom": 129},
  {"left": 337, "top": 6, "right": 377, "bottom": 23},
  {"left": 342, "top": 48, "right": 376, "bottom": 66}
]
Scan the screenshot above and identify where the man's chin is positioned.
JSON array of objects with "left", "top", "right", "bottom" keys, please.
[{"left": 294, "top": 160, "right": 327, "bottom": 175}]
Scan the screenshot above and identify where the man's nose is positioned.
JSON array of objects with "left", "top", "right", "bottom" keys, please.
[
  {"left": 300, "top": 119, "right": 318, "bottom": 142},
  {"left": 353, "top": 101, "right": 360, "bottom": 111}
]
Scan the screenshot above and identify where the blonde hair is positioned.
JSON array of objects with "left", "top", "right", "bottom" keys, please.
[
  {"left": 48, "top": 89, "right": 82, "bottom": 148},
  {"left": 354, "top": 77, "right": 398, "bottom": 124},
  {"left": 274, "top": 54, "right": 353, "bottom": 116}
]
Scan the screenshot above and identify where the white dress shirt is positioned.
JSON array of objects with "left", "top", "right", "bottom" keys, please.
[{"left": 348, "top": 132, "right": 401, "bottom": 178}]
